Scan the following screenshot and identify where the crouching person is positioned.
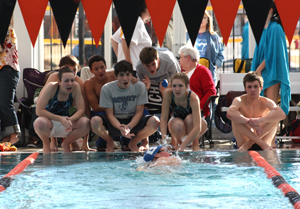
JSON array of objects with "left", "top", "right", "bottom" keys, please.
[
  {"left": 227, "top": 72, "right": 286, "bottom": 151},
  {"left": 160, "top": 73, "right": 207, "bottom": 151},
  {"left": 34, "top": 67, "right": 90, "bottom": 153},
  {"left": 91, "top": 60, "right": 160, "bottom": 152}
]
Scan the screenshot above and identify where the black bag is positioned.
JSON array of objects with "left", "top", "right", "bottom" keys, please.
[{"left": 214, "top": 91, "right": 246, "bottom": 133}]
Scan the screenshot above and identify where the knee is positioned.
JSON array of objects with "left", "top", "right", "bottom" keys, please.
[
  {"left": 148, "top": 116, "right": 160, "bottom": 129},
  {"left": 80, "top": 117, "right": 90, "bottom": 130},
  {"left": 184, "top": 115, "right": 194, "bottom": 127},
  {"left": 201, "top": 118, "right": 207, "bottom": 131},
  {"left": 169, "top": 120, "right": 185, "bottom": 134},
  {"left": 33, "top": 117, "right": 49, "bottom": 132},
  {"left": 90, "top": 116, "right": 103, "bottom": 131}
]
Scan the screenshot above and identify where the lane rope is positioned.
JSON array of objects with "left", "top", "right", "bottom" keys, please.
[
  {"left": 0, "top": 152, "right": 39, "bottom": 192},
  {"left": 249, "top": 151, "right": 300, "bottom": 209}
]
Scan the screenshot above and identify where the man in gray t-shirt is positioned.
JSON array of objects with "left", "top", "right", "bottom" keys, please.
[
  {"left": 136, "top": 47, "right": 181, "bottom": 114},
  {"left": 91, "top": 60, "right": 160, "bottom": 152}
]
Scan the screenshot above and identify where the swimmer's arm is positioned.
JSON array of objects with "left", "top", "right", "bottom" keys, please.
[
  {"left": 227, "top": 97, "right": 250, "bottom": 124},
  {"left": 69, "top": 83, "right": 85, "bottom": 122},
  {"left": 160, "top": 89, "right": 172, "bottom": 140},
  {"left": 179, "top": 93, "right": 201, "bottom": 151}
]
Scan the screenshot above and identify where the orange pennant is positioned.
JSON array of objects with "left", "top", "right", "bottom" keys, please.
[
  {"left": 145, "top": 0, "right": 176, "bottom": 47},
  {"left": 275, "top": 0, "right": 300, "bottom": 45},
  {"left": 18, "top": 0, "right": 48, "bottom": 47},
  {"left": 210, "top": 0, "right": 240, "bottom": 46},
  {"left": 81, "top": 0, "right": 113, "bottom": 48}
]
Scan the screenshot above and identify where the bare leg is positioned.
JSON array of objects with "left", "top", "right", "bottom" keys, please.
[
  {"left": 91, "top": 116, "right": 114, "bottom": 152},
  {"left": 139, "top": 138, "right": 149, "bottom": 152},
  {"left": 81, "top": 133, "right": 96, "bottom": 151},
  {"left": 50, "top": 137, "right": 58, "bottom": 151},
  {"left": 232, "top": 122, "right": 273, "bottom": 151},
  {"left": 264, "top": 83, "right": 281, "bottom": 147},
  {"left": 128, "top": 116, "right": 160, "bottom": 152},
  {"left": 168, "top": 118, "right": 187, "bottom": 150},
  {"left": 2, "top": 133, "right": 19, "bottom": 145},
  {"left": 62, "top": 117, "right": 90, "bottom": 153},
  {"left": 34, "top": 117, "right": 53, "bottom": 154}
]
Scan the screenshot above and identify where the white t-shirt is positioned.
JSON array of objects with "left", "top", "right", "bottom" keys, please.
[
  {"left": 100, "top": 81, "right": 148, "bottom": 119},
  {"left": 112, "top": 17, "right": 152, "bottom": 71}
]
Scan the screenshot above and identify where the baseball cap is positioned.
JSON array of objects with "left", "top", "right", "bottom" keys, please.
[{"left": 143, "top": 146, "right": 163, "bottom": 162}]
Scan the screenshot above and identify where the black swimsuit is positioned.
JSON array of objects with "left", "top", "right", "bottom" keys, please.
[{"left": 170, "top": 91, "right": 192, "bottom": 120}]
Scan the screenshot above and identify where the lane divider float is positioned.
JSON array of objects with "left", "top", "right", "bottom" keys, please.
[
  {"left": 0, "top": 152, "right": 39, "bottom": 192},
  {"left": 249, "top": 151, "right": 300, "bottom": 209}
]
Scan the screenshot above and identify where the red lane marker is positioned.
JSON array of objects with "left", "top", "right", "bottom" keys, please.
[
  {"left": 249, "top": 151, "right": 300, "bottom": 209},
  {"left": 0, "top": 152, "right": 39, "bottom": 192}
]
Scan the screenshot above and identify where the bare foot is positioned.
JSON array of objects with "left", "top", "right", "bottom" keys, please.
[
  {"left": 50, "top": 138, "right": 58, "bottom": 152},
  {"left": 138, "top": 146, "right": 149, "bottom": 152},
  {"left": 61, "top": 141, "right": 72, "bottom": 153},
  {"left": 81, "top": 143, "right": 96, "bottom": 151},
  {"left": 128, "top": 141, "right": 139, "bottom": 152},
  {"left": 106, "top": 141, "right": 114, "bottom": 152},
  {"left": 138, "top": 139, "right": 149, "bottom": 152}
]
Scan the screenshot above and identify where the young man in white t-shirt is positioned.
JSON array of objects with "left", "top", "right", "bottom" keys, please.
[
  {"left": 111, "top": 2, "right": 152, "bottom": 74},
  {"left": 90, "top": 60, "right": 160, "bottom": 152}
]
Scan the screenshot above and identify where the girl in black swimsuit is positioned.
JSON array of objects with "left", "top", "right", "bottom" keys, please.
[{"left": 160, "top": 73, "right": 207, "bottom": 151}]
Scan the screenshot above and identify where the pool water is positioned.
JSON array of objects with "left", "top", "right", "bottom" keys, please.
[{"left": 1, "top": 150, "right": 300, "bottom": 209}]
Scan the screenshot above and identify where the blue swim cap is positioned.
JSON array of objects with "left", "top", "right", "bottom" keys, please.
[{"left": 143, "top": 146, "right": 163, "bottom": 162}]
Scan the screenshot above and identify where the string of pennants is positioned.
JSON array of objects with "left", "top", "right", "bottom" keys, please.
[{"left": 0, "top": 0, "right": 299, "bottom": 48}]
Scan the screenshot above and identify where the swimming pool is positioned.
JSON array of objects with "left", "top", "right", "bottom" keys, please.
[{"left": 0, "top": 150, "right": 299, "bottom": 208}]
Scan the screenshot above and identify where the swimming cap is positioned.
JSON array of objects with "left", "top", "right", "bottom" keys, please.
[{"left": 143, "top": 146, "right": 163, "bottom": 162}]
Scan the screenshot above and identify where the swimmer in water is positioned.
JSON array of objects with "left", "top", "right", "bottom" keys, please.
[{"left": 137, "top": 146, "right": 182, "bottom": 171}]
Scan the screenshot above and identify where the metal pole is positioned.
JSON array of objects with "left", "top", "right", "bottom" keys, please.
[{"left": 78, "top": 2, "right": 85, "bottom": 66}]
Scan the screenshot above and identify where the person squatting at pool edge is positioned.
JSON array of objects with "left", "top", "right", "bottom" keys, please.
[
  {"left": 90, "top": 60, "right": 160, "bottom": 152},
  {"left": 34, "top": 66, "right": 90, "bottom": 154}
]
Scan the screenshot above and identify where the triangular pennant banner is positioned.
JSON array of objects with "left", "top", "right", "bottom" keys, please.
[
  {"left": 275, "top": 0, "right": 300, "bottom": 45},
  {"left": 18, "top": 0, "right": 48, "bottom": 47},
  {"left": 0, "top": 0, "right": 16, "bottom": 46},
  {"left": 177, "top": 0, "right": 209, "bottom": 46},
  {"left": 81, "top": 0, "right": 112, "bottom": 48},
  {"left": 145, "top": 0, "right": 176, "bottom": 47},
  {"left": 242, "top": 0, "right": 273, "bottom": 46},
  {"left": 49, "top": 0, "right": 79, "bottom": 47},
  {"left": 210, "top": 0, "right": 240, "bottom": 46},
  {"left": 113, "top": 0, "right": 145, "bottom": 47}
]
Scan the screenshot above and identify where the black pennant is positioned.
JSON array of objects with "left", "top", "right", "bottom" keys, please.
[
  {"left": 242, "top": 0, "right": 272, "bottom": 46},
  {"left": 49, "top": 0, "right": 79, "bottom": 47},
  {"left": 0, "top": 0, "right": 16, "bottom": 46},
  {"left": 113, "top": 0, "right": 145, "bottom": 47},
  {"left": 177, "top": 0, "right": 208, "bottom": 46}
]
